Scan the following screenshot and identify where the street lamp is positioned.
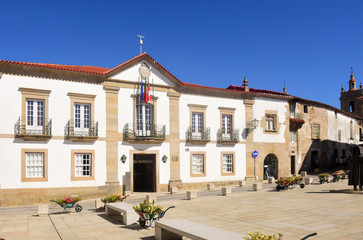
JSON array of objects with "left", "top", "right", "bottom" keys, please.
[
  {"left": 120, "top": 154, "right": 127, "bottom": 164},
  {"left": 251, "top": 119, "right": 259, "bottom": 129}
]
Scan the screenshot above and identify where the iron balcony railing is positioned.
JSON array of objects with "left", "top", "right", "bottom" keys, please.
[
  {"left": 186, "top": 127, "right": 210, "bottom": 142},
  {"left": 65, "top": 120, "right": 98, "bottom": 137},
  {"left": 217, "top": 129, "right": 239, "bottom": 143},
  {"left": 14, "top": 117, "right": 52, "bottom": 136},
  {"left": 123, "top": 123, "right": 166, "bottom": 140}
]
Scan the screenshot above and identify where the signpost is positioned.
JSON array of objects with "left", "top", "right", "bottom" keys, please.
[{"left": 252, "top": 150, "right": 258, "bottom": 179}]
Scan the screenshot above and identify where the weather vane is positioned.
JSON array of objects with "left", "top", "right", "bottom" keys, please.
[
  {"left": 351, "top": 66, "right": 353, "bottom": 75},
  {"left": 137, "top": 35, "right": 145, "bottom": 54}
]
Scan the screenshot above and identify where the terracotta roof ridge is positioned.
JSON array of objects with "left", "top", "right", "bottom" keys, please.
[{"left": 0, "top": 59, "right": 110, "bottom": 75}]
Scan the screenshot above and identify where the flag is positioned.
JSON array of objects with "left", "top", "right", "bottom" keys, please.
[
  {"left": 144, "top": 80, "right": 148, "bottom": 103},
  {"left": 141, "top": 79, "right": 144, "bottom": 101},
  {"left": 148, "top": 81, "right": 151, "bottom": 102}
]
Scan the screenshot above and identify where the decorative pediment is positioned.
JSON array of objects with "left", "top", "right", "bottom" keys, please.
[{"left": 106, "top": 54, "right": 181, "bottom": 88}]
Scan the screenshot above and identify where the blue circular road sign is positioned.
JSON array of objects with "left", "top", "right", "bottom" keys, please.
[{"left": 252, "top": 150, "right": 258, "bottom": 158}]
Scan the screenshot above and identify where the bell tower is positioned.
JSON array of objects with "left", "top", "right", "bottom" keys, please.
[{"left": 340, "top": 68, "right": 363, "bottom": 117}]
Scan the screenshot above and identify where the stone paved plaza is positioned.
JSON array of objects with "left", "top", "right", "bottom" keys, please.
[{"left": 0, "top": 180, "right": 362, "bottom": 240}]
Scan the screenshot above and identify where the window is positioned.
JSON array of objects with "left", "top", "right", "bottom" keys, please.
[
  {"left": 303, "top": 105, "right": 308, "bottom": 113},
  {"left": 26, "top": 153, "right": 44, "bottom": 178},
  {"left": 350, "top": 102, "right": 355, "bottom": 113},
  {"left": 19, "top": 88, "right": 51, "bottom": 138},
  {"left": 136, "top": 103, "right": 153, "bottom": 136},
  {"left": 312, "top": 124, "right": 320, "bottom": 139},
  {"left": 222, "top": 114, "right": 232, "bottom": 137},
  {"left": 290, "top": 104, "right": 295, "bottom": 118},
  {"left": 21, "top": 149, "right": 48, "bottom": 182},
  {"left": 75, "top": 103, "right": 90, "bottom": 132},
  {"left": 291, "top": 131, "right": 296, "bottom": 142},
  {"left": 360, "top": 128, "right": 363, "bottom": 141},
  {"left": 266, "top": 114, "right": 276, "bottom": 131},
  {"left": 68, "top": 92, "right": 96, "bottom": 138},
  {"left": 75, "top": 153, "right": 91, "bottom": 177},
  {"left": 338, "top": 130, "right": 341, "bottom": 141},
  {"left": 71, "top": 150, "right": 95, "bottom": 181},
  {"left": 221, "top": 153, "right": 235, "bottom": 176},
  {"left": 188, "top": 104, "right": 207, "bottom": 142},
  {"left": 350, "top": 121, "right": 354, "bottom": 140},
  {"left": 190, "top": 152, "right": 206, "bottom": 177},
  {"left": 218, "top": 107, "right": 236, "bottom": 142},
  {"left": 192, "top": 112, "right": 203, "bottom": 138},
  {"left": 26, "top": 99, "right": 44, "bottom": 133}
]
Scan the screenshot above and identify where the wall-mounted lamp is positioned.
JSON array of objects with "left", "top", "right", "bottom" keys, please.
[
  {"left": 251, "top": 118, "right": 259, "bottom": 130},
  {"left": 162, "top": 155, "right": 168, "bottom": 163},
  {"left": 120, "top": 154, "right": 127, "bottom": 164}
]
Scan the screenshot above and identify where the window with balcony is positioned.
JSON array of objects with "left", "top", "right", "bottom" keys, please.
[
  {"left": 15, "top": 88, "right": 52, "bottom": 141},
  {"left": 218, "top": 107, "right": 238, "bottom": 144},
  {"left": 124, "top": 95, "right": 165, "bottom": 143},
  {"left": 66, "top": 93, "right": 98, "bottom": 142},
  {"left": 186, "top": 104, "right": 209, "bottom": 143}
]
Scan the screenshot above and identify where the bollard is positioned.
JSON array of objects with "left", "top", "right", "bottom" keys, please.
[
  {"left": 207, "top": 183, "right": 215, "bottom": 190},
  {"left": 186, "top": 191, "right": 197, "bottom": 200},
  {"left": 222, "top": 187, "right": 231, "bottom": 196},
  {"left": 253, "top": 183, "right": 262, "bottom": 191}
]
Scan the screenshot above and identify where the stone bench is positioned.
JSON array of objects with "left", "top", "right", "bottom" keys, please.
[
  {"left": 105, "top": 202, "right": 139, "bottom": 225},
  {"left": 155, "top": 218, "right": 241, "bottom": 240}
]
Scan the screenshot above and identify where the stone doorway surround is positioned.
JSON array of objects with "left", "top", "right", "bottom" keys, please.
[{"left": 129, "top": 150, "right": 160, "bottom": 193}]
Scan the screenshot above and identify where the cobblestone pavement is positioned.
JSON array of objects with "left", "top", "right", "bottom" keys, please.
[{"left": 0, "top": 180, "right": 362, "bottom": 240}]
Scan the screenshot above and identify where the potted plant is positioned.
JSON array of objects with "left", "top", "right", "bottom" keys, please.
[
  {"left": 243, "top": 231, "right": 283, "bottom": 240},
  {"left": 332, "top": 169, "right": 346, "bottom": 181},
  {"left": 318, "top": 173, "right": 329, "bottom": 184},
  {"left": 101, "top": 194, "right": 128, "bottom": 204}
]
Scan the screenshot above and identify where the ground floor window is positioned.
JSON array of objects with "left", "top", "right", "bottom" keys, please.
[
  {"left": 21, "top": 149, "right": 48, "bottom": 182},
  {"left": 26, "top": 153, "right": 44, "bottom": 178},
  {"left": 71, "top": 150, "right": 95, "bottom": 181},
  {"left": 191, "top": 152, "right": 206, "bottom": 177},
  {"left": 75, "top": 153, "right": 91, "bottom": 177},
  {"left": 221, "top": 152, "right": 235, "bottom": 176},
  {"left": 222, "top": 154, "right": 233, "bottom": 173}
]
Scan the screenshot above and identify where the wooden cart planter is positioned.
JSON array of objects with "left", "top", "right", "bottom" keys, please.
[
  {"left": 137, "top": 206, "right": 175, "bottom": 228},
  {"left": 276, "top": 176, "right": 305, "bottom": 191},
  {"left": 50, "top": 200, "right": 83, "bottom": 213}
]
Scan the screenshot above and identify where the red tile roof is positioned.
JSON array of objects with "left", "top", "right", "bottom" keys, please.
[
  {"left": 0, "top": 60, "right": 109, "bottom": 75},
  {"left": 226, "top": 85, "right": 289, "bottom": 96},
  {"left": 0, "top": 54, "right": 291, "bottom": 98}
]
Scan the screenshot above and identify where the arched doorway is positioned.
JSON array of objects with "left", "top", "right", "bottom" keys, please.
[{"left": 264, "top": 154, "right": 278, "bottom": 180}]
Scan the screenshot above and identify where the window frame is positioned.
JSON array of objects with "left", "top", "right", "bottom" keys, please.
[
  {"left": 132, "top": 94, "right": 158, "bottom": 135},
  {"left": 188, "top": 104, "right": 207, "bottom": 136},
  {"left": 263, "top": 110, "right": 278, "bottom": 133},
  {"left": 71, "top": 149, "right": 95, "bottom": 181},
  {"left": 190, "top": 152, "right": 206, "bottom": 177},
  {"left": 312, "top": 124, "right": 320, "bottom": 140},
  {"left": 68, "top": 92, "right": 96, "bottom": 130},
  {"left": 19, "top": 88, "right": 51, "bottom": 133},
  {"left": 21, "top": 149, "right": 48, "bottom": 182},
  {"left": 220, "top": 152, "right": 235, "bottom": 176}
]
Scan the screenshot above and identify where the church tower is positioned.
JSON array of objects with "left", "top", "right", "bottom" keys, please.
[{"left": 340, "top": 68, "right": 363, "bottom": 117}]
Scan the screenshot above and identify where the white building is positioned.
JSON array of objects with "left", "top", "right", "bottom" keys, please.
[{"left": 0, "top": 53, "right": 358, "bottom": 206}]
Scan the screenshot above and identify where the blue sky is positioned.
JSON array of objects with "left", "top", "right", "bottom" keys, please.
[{"left": 1, "top": 0, "right": 363, "bottom": 108}]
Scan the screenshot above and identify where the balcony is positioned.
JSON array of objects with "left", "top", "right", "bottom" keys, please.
[
  {"left": 65, "top": 120, "right": 98, "bottom": 142},
  {"left": 186, "top": 127, "right": 210, "bottom": 144},
  {"left": 217, "top": 129, "right": 239, "bottom": 145},
  {"left": 123, "top": 123, "right": 166, "bottom": 144},
  {"left": 290, "top": 113, "right": 305, "bottom": 130},
  {"left": 14, "top": 117, "right": 52, "bottom": 141}
]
